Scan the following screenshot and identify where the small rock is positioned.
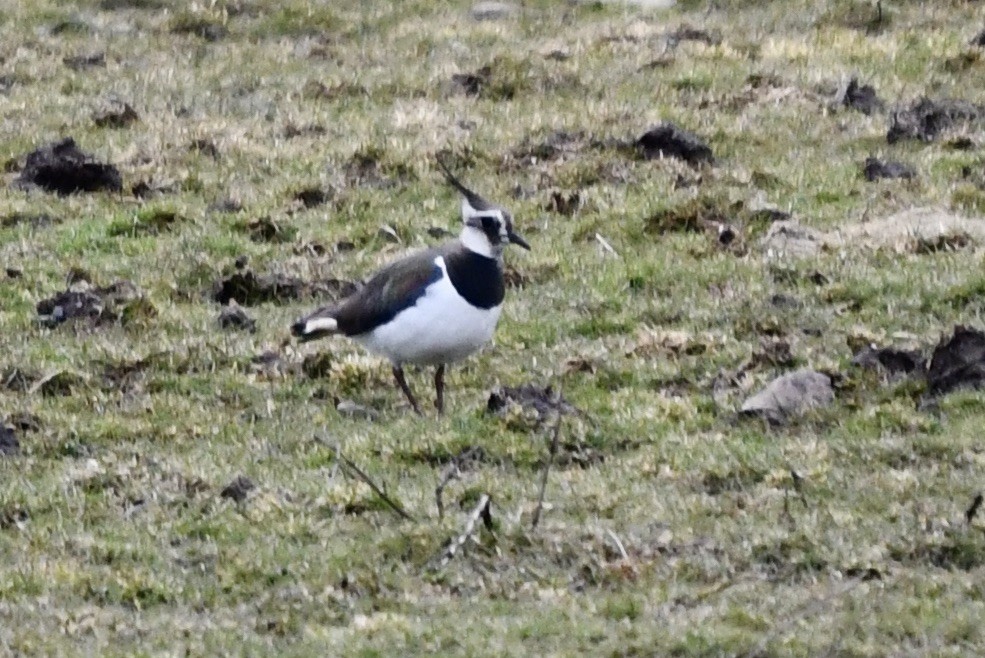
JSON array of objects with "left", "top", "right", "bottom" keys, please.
[
  {"left": 863, "top": 156, "right": 916, "bottom": 182},
  {"left": 740, "top": 369, "right": 834, "bottom": 425},
  {"left": 93, "top": 101, "right": 139, "bottom": 128},
  {"left": 0, "top": 426, "right": 20, "bottom": 456},
  {"left": 637, "top": 123, "right": 713, "bottom": 166},
  {"left": 336, "top": 399, "right": 379, "bottom": 421},
  {"left": 470, "top": 1, "right": 516, "bottom": 21},
  {"left": 220, "top": 475, "right": 255, "bottom": 503}
]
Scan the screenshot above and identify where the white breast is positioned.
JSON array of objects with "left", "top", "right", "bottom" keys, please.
[{"left": 354, "top": 256, "right": 503, "bottom": 366}]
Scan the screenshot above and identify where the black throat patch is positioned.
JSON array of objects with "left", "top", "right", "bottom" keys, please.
[{"left": 442, "top": 248, "right": 505, "bottom": 309}]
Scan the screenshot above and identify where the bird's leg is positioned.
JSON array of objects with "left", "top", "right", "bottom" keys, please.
[
  {"left": 392, "top": 366, "right": 422, "bottom": 415},
  {"left": 434, "top": 364, "right": 446, "bottom": 414}
]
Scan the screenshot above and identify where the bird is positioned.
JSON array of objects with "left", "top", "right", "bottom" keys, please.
[{"left": 291, "top": 161, "right": 530, "bottom": 415}]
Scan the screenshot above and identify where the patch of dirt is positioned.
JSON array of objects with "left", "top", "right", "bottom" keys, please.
[
  {"left": 63, "top": 52, "right": 105, "bottom": 71},
  {"left": 212, "top": 268, "right": 357, "bottom": 306},
  {"left": 887, "top": 98, "right": 984, "bottom": 144},
  {"left": 486, "top": 384, "right": 580, "bottom": 425},
  {"left": 0, "top": 212, "right": 61, "bottom": 228},
  {"left": 4, "top": 413, "right": 41, "bottom": 433},
  {"left": 863, "top": 156, "right": 915, "bottom": 181},
  {"left": 209, "top": 198, "right": 243, "bottom": 213},
  {"left": 32, "top": 370, "right": 86, "bottom": 397},
  {"left": 645, "top": 197, "right": 729, "bottom": 234},
  {"left": 301, "top": 352, "right": 333, "bottom": 379},
  {"left": 450, "top": 65, "right": 491, "bottom": 96},
  {"left": 765, "top": 208, "right": 985, "bottom": 257},
  {"left": 130, "top": 179, "right": 178, "bottom": 199},
  {"left": 631, "top": 327, "right": 711, "bottom": 358},
  {"left": 510, "top": 130, "right": 604, "bottom": 165},
  {"left": 283, "top": 123, "right": 327, "bottom": 139},
  {"left": 98, "top": 353, "right": 169, "bottom": 392},
  {"left": 544, "top": 190, "right": 582, "bottom": 216},
  {"left": 294, "top": 187, "right": 331, "bottom": 208},
  {"left": 36, "top": 279, "right": 143, "bottom": 329},
  {"left": 852, "top": 345, "right": 924, "bottom": 376},
  {"left": 636, "top": 123, "right": 713, "bottom": 166},
  {"left": 170, "top": 15, "right": 227, "bottom": 41},
  {"left": 836, "top": 76, "right": 883, "bottom": 115},
  {"left": 341, "top": 148, "right": 409, "bottom": 189},
  {"left": 827, "top": 207, "right": 985, "bottom": 253},
  {"left": 302, "top": 80, "right": 368, "bottom": 101},
  {"left": 740, "top": 369, "right": 834, "bottom": 425},
  {"left": 217, "top": 304, "right": 256, "bottom": 333},
  {"left": 220, "top": 475, "right": 255, "bottom": 503},
  {"left": 925, "top": 326, "right": 985, "bottom": 397},
  {"left": 14, "top": 138, "right": 122, "bottom": 195},
  {"left": 108, "top": 208, "right": 186, "bottom": 237},
  {"left": 189, "top": 138, "right": 219, "bottom": 159},
  {"left": 2, "top": 368, "right": 37, "bottom": 392},
  {"left": 93, "top": 100, "right": 139, "bottom": 128},
  {"left": 667, "top": 24, "right": 721, "bottom": 47},
  {"left": 891, "top": 532, "right": 985, "bottom": 571},
  {"left": 701, "top": 465, "right": 765, "bottom": 495},
  {"left": 239, "top": 216, "right": 297, "bottom": 243}
]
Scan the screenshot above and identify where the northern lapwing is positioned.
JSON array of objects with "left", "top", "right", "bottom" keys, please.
[{"left": 291, "top": 162, "right": 530, "bottom": 415}]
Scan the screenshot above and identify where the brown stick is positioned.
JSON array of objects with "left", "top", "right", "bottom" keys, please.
[
  {"left": 531, "top": 392, "right": 564, "bottom": 530},
  {"left": 331, "top": 441, "right": 415, "bottom": 521},
  {"left": 436, "top": 493, "right": 492, "bottom": 567},
  {"left": 434, "top": 446, "right": 480, "bottom": 519}
]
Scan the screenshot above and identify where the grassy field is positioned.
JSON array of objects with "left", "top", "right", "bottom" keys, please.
[{"left": 2, "top": 0, "right": 985, "bottom": 655}]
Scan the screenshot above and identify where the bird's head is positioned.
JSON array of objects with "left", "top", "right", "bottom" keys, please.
[{"left": 437, "top": 160, "right": 530, "bottom": 258}]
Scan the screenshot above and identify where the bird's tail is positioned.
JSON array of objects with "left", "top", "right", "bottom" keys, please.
[{"left": 291, "top": 307, "right": 339, "bottom": 342}]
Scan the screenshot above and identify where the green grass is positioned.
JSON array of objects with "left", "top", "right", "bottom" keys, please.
[{"left": 2, "top": 0, "right": 985, "bottom": 654}]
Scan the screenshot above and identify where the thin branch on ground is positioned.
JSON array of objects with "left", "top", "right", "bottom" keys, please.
[
  {"left": 606, "top": 529, "right": 629, "bottom": 561},
  {"left": 435, "top": 446, "right": 480, "bottom": 519},
  {"left": 320, "top": 436, "right": 415, "bottom": 521},
  {"left": 435, "top": 493, "right": 492, "bottom": 568},
  {"left": 532, "top": 392, "right": 564, "bottom": 530}
]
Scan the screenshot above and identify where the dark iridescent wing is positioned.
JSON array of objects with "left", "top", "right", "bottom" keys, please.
[{"left": 332, "top": 246, "right": 445, "bottom": 336}]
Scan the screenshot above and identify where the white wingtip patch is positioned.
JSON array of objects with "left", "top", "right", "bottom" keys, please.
[{"left": 303, "top": 317, "right": 338, "bottom": 334}]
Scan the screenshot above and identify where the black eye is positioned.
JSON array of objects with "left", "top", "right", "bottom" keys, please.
[{"left": 480, "top": 215, "right": 496, "bottom": 230}]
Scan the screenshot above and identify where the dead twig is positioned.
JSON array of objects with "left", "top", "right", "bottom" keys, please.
[
  {"left": 436, "top": 493, "right": 493, "bottom": 568},
  {"left": 435, "top": 447, "right": 480, "bottom": 519},
  {"left": 322, "top": 437, "right": 415, "bottom": 521},
  {"left": 531, "top": 392, "right": 564, "bottom": 530},
  {"left": 967, "top": 492, "right": 983, "bottom": 524}
]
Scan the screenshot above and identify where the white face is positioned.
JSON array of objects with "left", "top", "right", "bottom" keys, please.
[{"left": 454, "top": 184, "right": 529, "bottom": 257}]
